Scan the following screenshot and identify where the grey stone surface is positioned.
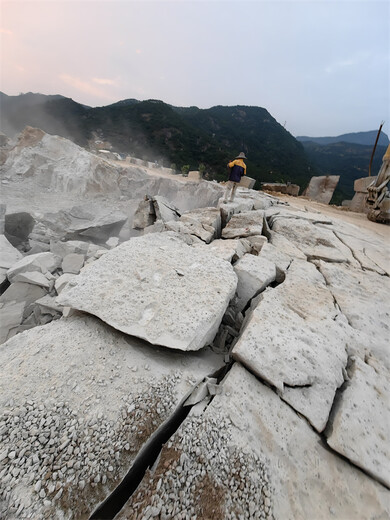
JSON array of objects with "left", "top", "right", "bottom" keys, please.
[
  {"left": 0, "top": 314, "right": 222, "bottom": 518},
  {"left": 271, "top": 217, "right": 357, "bottom": 264},
  {"left": 233, "top": 254, "right": 276, "bottom": 312},
  {"left": 0, "top": 235, "right": 23, "bottom": 270},
  {"left": 222, "top": 210, "right": 264, "bottom": 239},
  {"left": 153, "top": 196, "right": 180, "bottom": 223},
  {"left": 326, "top": 357, "right": 390, "bottom": 488},
  {"left": 50, "top": 240, "right": 90, "bottom": 258},
  {"left": 233, "top": 259, "right": 354, "bottom": 432},
  {"left": 54, "top": 273, "right": 76, "bottom": 294},
  {"left": 182, "top": 207, "right": 221, "bottom": 239},
  {"left": 319, "top": 261, "right": 390, "bottom": 368},
  {"left": 10, "top": 271, "right": 51, "bottom": 289},
  {"left": 0, "top": 301, "right": 25, "bottom": 343},
  {"left": 0, "top": 282, "right": 46, "bottom": 306},
  {"left": 303, "top": 175, "right": 340, "bottom": 204},
  {"left": 57, "top": 233, "right": 237, "bottom": 351},
  {"left": 61, "top": 253, "right": 84, "bottom": 274},
  {"left": 132, "top": 198, "right": 155, "bottom": 229},
  {"left": 193, "top": 238, "right": 251, "bottom": 263},
  {"left": 7, "top": 252, "right": 61, "bottom": 282},
  {"left": 165, "top": 218, "right": 215, "bottom": 244}
]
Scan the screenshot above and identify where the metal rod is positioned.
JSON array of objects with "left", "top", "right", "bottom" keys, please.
[{"left": 368, "top": 121, "right": 384, "bottom": 177}]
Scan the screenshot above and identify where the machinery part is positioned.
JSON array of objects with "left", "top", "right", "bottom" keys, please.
[{"left": 366, "top": 144, "right": 390, "bottom": 223}]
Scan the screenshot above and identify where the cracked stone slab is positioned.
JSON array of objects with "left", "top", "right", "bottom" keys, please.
[
  {"left": 233, "top": 254, "right": 276, "bottom": 312},
  {"left": 165, "top": 218, "right": 215, "bottom": 243},
  {"left": 271, "top": 217, "right": 358, "bottom": 264},
  {"left": 182, "top": 207, "right": 221, "bottom": 239},
  {"left": 319, "top": 261, "right": 390, "bottom": 368},
  {"left": 268, "top": 230, "right": 307, "bottom": 260},
  {"left": 57, "top": 232, "right": 237, "bottom": 351},
  {"left": 258, "top": 242, "right": 292, "bottom": 272},
  {"left": 0, "top": 314, "right": 222, "bottom": 519},
  {"left": 152, "top": 195, "right": 180, "bottom": 222},
  {"left": 222, "top": 210, "right": 264, "bottom": 239},
  {"left": 325, "top": 357, "right": 390, "bottom": 488},
  {"left": 193, "top": 238, "right": 251, "bottom": 263},
  {"left": 120, "top": 363, "right": 390, "bottom": 520},
  {"left": 232, "top": 259, "right": 355, "bottom": 432}
]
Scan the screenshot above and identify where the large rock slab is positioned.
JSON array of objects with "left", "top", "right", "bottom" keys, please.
[
  {"left": 318, "top": 261, "right": 390, "bottom": 368},
  {"left": 0, "top": 315, "right": 222, "bottom": 519},
  {"left": 233, "top": 254, "right": 276, "bottom": 312},
  {"left": 233, "top": 259, "right": 355, "bottom": 432},
  {"left": 303, "top": 175, "right": 340, "bottom": 204},
  {"left": 181, "top": 207, "right": 221, "bottom": 239},
  {"left": 271, "top": 217, "right": 357, "bottom": 264},
  {"left": 325, "top": 357, "right": 390, "bottom": 488},
  {"left": 0, "top": 301, "right": 25, "bottom": 343},
  {"left": 222, "top": 210, "right": 264, "bottom": 239},
  {"left": 165, "top": 217, "right": 215, "bottom": 244},
  {"left": 57, "top": 233, "right": 237, "bottom": 351},
  {"left": 120, "top": 363, "right": 390, "bottom": 520}
]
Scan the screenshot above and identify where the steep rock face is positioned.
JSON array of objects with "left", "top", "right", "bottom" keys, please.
[
  {"left": 0, "top": 315, "right": 222, "bottom": 519},
  {"left": 1, "top": 128, "right": 121, "bottom": 196},
  {"left": 57, "top": 232, "right": 237, "bottom": 351}
]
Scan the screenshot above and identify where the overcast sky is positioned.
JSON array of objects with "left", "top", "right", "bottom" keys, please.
[{"left": 1, "top": 0, "right": 389, "bottom": 137}]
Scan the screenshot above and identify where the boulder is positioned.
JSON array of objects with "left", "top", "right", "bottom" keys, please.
[
  {"left": 232, "top": 259, "right": 354, "bottom": 432},
  {"left": 0, "top": 204, "right": 6, "bottom": 234},
  {"left": 233, "top": 254, "right": 277, "bottom": 312},
  {"left": 63, "top": 205, "right": 128, "bottom": 242},
  {"left": 132, "top": 197, "right": 155, "bottom": 229},
  {"left": 153, "top": 196, "right": 181, "bottom": 222},
  {"left": 187, "top": 170, "right": 202, "bottom": 181},
  {"left": 55, "top": 273, "right": 77, "bottom": 294},
  {"left": 165, "top": 218, "right": 215, "bottom": 244},
  {"left": 6, "top": 252, "right": 61, "bottom": 282},
  {"left": 325, "top": 357, "right": 390, "bottom": 488},
  {"left": 50, "top": 240, "right": 90, "bottom": 258},
  {"left": 11, "top": 271, "right": 51, "bottom": 289},
  {"left": 0, "top": 282, "right": 46, "bottom": 307},
  {"left": 0, "top": 314, "right": 222, "bottom": 518},
  {"left": 57, "top": 233, "right": 237, "bottom": 351},
  {"left": 258, "top": 242, "right": 292, "bottom": 273},
  {"left": 238, "top": 176, "right": 256, "bottom": 189},
  {"left": 303, "top": 175, "right": 340, "bottom": 204},
  {"left": 222, "top": 210, "right": 264, "bottom": 239},
  {"left": 181, "top": 207, "right": 221, "bottom": 239}
]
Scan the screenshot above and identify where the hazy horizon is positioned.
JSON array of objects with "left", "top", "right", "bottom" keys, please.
[{"left": 1, "top": 0, "right": 389, "bottom": 137}]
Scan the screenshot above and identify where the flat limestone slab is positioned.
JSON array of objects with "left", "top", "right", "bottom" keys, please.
[
  {"left": 326, "top": 357, "right": 390, "bottom": 488},
  {"left": 119, "top": 363, "right": 390, "bottom": 520},
  {"left": 319, "top": 261, "right": 390, "bottom": 368},
  {"left": 57, "top": 233, "right": 237, "bottom": 351},
  {"left": 193, "top": 238, "right": 251, "bottom": 263},
  {"left": 0, "top": 315, "right": 222, "bottom": 519},
  {"left": 271, "top": 217, "right": 357, "bottom": 264},
  {"left": 232, "top": 259, "right": 353, "bottom": 432},
  {"left": 222, "top": 210, "right": 264, "bottom": 239}
]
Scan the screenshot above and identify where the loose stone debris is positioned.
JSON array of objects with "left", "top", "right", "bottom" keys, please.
[{"left": 0, "top": 128, "right": 389, "bottom": 519}]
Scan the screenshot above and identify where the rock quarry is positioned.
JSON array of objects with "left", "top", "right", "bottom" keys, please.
[{"left": 0, "top": 127, "right": 389, "bottom": 519}]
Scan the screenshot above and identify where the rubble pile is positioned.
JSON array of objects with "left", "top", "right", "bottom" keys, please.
[{"left": 0, "top": 129, "right": 389, "bottom": 519}]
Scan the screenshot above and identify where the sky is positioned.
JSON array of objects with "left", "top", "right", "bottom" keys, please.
[{"left": 1, "top": 0, "right": 389, "bottom": 137}]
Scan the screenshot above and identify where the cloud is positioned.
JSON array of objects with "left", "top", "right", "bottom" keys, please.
[
  {"left": 136, "top": 49, "right": 142, "bottom": 54},
  {"left": 325, "top": 52, "right": 370, "bottom": 74},
  {"left": 92, "top": 77, "right": 116, "bottom": 86},
  {"left": 0, "top": 28, "right": 13, "bottom": 35},
  {"left": 59, "top": 74, "right": 116, "bottom": 101}
]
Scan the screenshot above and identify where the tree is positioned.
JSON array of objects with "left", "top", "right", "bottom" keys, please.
[{"left": 181, "top": 164, "right": 190, "bottom": 176}]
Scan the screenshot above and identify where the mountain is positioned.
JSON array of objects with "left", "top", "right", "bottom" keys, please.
[
  {"left": 0, "top": 92, "right": 315, "bottom": 189},
  {"left": 296, "top": 130, "right": 389, "bottom": 147}
]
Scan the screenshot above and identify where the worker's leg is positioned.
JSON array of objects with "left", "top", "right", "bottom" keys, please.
[
  {"left": 223, "top": 181, "right": 233, "bottom": 203},
  {"left": 229, "top": 182, "right": 238, "bottom": 201}
]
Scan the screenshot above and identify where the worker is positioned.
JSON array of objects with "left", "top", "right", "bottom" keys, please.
[{"left": 224, "top": 152, "right": 247, "bottom": 203}]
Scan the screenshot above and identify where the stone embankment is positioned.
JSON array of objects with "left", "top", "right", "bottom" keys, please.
[{"left": 0, "top": 128, "right": 389, "bottom": 519}]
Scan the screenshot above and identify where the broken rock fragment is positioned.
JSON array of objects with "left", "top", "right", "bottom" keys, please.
[
  {"left": 57, "top": 232, "right": 237, "bottom": 351},
  {"left": 222, "top": 210, "right": 264, "bottom": 239}
]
